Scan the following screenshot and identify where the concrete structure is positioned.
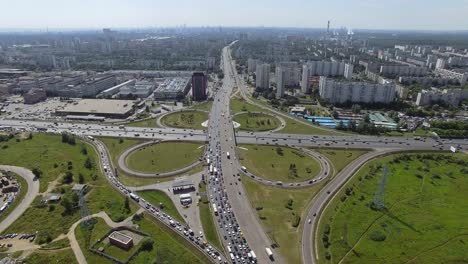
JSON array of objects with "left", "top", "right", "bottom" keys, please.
[
  {"left": 247, "top": 59, "right": 260, "bottom": 73},
  {"left": 24, "top": 88, "right": 46, "bottom": 104},
  {"left": 275, "top": 67, "right": 286, "bottom": 98},
  {"left": 56, "top": 99, "right": 135, "bottom": 119},
  {"left": 434, "top": 68, "right": 468, "bottom": 86},
  {"left": 344, "top": 64, "right": 354, "bottom": 80},
  {"left": 192, "top": 72, "right": 208, "bottom": 101},
  {"left": 108, "top": 231, "right": 134, "bottom": 250},
  {"left": 276, "top": 62, "right": 301, "bottom": 87},
  {"left": 379, "top": 65, "right": 428, "bottom": 77},
  {"left": 255, "top": 63, "right": 270, "bottom": 89},
  {"left": 118, "top": 81, "right": 155, "bottom": 99},
  {"left": 301, "top": 61, "right": 352, "bottom": 93},
  {"left": 436, "top": 58, "right": 446, "bottom": 69},
  {"left": 100, "top": 79, "right": 136, "bottom": 98},
  {"left": 319, "top": 77, "right": 396, "bottom": 104},
  {"left": 416, "top": 88, "right": 468, "bottom": 107},
  {"left": 154, "top": 78, "right": 190, "bottom": 100}
]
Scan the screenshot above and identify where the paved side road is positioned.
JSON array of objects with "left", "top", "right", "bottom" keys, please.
[{"left": 0, "top": 165, "right": 40, "bottom": 233}]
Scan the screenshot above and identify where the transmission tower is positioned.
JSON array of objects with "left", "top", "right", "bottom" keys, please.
[
  {"left": 372, "top": 165, "right": 388, "bottom": 210},
  {"left": 79, "top": 189, "right": 95, "bottom": 228}
]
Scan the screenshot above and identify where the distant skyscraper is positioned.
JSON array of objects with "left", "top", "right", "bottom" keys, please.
[
  {"left": 255, "top": 63, "right": 270, "bottom": 89},
  {"left": 276, "top": 67, "right": 286, "bottom": 98},
  {"left": 344, "top": 64, "right": 354, "bottom": 80},
  {"left": 435, "top": 58, "right": 446, "bottom": 69},
  {"left": 191, "top": 72, "right": 207, "bottom": 101}
]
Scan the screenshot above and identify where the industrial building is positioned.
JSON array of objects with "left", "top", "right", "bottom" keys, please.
[
  {"left": 24, "top": 88, "right": 47, "bottom": 104},
  {"left": 319, "top": 77, "right": 396, "bottom": 104},
  {"left": 55, "top": 99, "right": 135, "bottom": 118},
  {"left": 118, "top": 81, "right": 155, "bottom": 99},
  {"left": 192, "top": 72, "right": 208, "bottom": 101},
  {"left": 108, "top": 231, "right": 134, "bottom": 250},
  {"left": 153, "top": 77, "right": 190, "bottom": 100}
]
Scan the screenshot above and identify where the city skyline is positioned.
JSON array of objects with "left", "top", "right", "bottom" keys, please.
[{"left": 1, "top": 0, "right": 468, "bottom": 31}]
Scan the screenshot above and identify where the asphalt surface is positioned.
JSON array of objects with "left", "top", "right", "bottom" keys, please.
[{"left": 0, "top": 165, "right": 40, "bottom": 233}]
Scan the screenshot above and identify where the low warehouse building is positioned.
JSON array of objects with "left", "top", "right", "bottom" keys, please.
[
  {"left": 55, "top": 99, "right": 135, "bottom": 119},
  {"left": 108, "top": 231, "right": 134, "bottom": 250}
]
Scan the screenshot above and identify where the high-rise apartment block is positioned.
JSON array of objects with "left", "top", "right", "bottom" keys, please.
[
  {"left": 255, "top": 63, "right": 270, "bottom": 89},
  {"left": 191, "top": 72, "right": 207, "bottom": 101}
]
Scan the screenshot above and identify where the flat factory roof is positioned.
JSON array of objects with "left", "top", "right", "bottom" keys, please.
[
  {"left": 57, "top": 99, "right": 134, "bottom": 115},
  {"left": 109, "top": 231, "right": 133, "bottom": 244}
]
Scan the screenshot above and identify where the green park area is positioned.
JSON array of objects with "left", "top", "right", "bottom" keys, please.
[
  {"left": 230, "top": 97, "right": 263, "bottom": 114},
  {"left": 234, "top": 112, "right": 281, "bottom": 131},
  {"left": 241, "top": 148, "right": 367, "bottom": 264},
  {"left": 318, "top": 152, "right": 468, "bottom": 263},
  {"left": 0, "top": 133, "right": 137, "bottom": 246},
  {"left": 99, "top": 137, "right": 204, "bottom": 186},
  {"left": 124, "top": 118, "right": 159, "bottom": 128},
  {"left": 238, "top": 144, "right": 321, "bottom": 182},
  {"left": 75, "top": 214, "right": 210, "bottom": 264},
  {"left": 24, "top": 248, "right": 78, "bottom": 264},
  {"left": 190, "top": 100, "right": 213, "bottom": 111},
  {"left": 126, "top": 141, "right": 204, "bottom": 174},
  {"left": 160, "top": 111, "right": 208, "bottom": 130},
  {"left": 316, "top": 149, "right": 369, "bottom": 175},
  {"left": 199, "top": 182, "right": 223, "bottom": 251},
  {"left": 137, "top": 190, "right": 184, "bottom": 222}
]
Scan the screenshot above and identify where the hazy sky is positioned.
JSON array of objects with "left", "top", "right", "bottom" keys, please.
[{"left": 0, "top": 0, "right": 467, "bottom": 30}]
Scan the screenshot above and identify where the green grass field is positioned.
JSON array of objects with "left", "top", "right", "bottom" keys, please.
[
  {"left": 99, "top": 137, "right": 204, "bottom": 186},
  {"left": 199, "top": 182, "right": 223, "bottom": 251},
  {"left": 230, "top": 97, "right": 264, "bottom": 114},
  {"left": 318, "top": 152, "right": 468, "bottom": 264},
  {"left": 190, "top": 101, "right": 213, "bottom": 111},
  {"left": 161, "top": 111, "right": 208, "bottom": 130},
  {"left": 0, "top": 172, "right": 28, "bottom": 223},
  {"left": 0, "top": 134, "right": 137, "bottom": 244},
  {"left": 242, "top": 175, "right": 325, "bottom": 264},
  {"left": 234, "top": 112, "right": 281, "bottom": 131},
  {"left": 125, "top": 118, "right": 159, "bottom": 128},
  {"left": 238, "top": 144, "right": 321, "bottom": 182},
  {"left": 316, "top": 149, "right": 369, "bottom": 175},
  {"left": 137, "top": 190, "right": 184, "bottom": 222},
  {"left": 126, "top": 141, "right": 203, "bottom": 174},
  {"left": 74, "top": 218, "right": 115, "bottom": 264},
  {"left": 25, "top": 248, "right": 78, "bottom": 264}
]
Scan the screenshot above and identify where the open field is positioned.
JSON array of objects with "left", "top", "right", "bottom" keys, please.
[
  {"left": 238, "top": 144, "right": 321, "bottom": 182},
  {"left": 25, "top": 248, "right": 78, "bottom": 264},
  {"left": 315, "top": 149, "right": 369, "bottom": 175},
  {"left": 318, "top": 152, "right": 468, "bottom": 264},
  {"left": 160, "top": 111, "right": 208, "bottom": 130},
  {"left": 131, "top": 213, "right": 210, "bottom": 264},
  {"left": 74, "top": 218, "right": 115, "bottom": 264},
  {"left": 0, "top": 134, "right": 137, "bottom": 244},
  {"left": 234, "top": 112, "right": 281, "bottom": 131},
  {"left": 99, "top": 137, "right": 204, "bottom": 186},
  {"left": 242, "top": 175, "right": 325, "bottom": 264},
  {"left": 124, "top": 118, "right": 159, "bottom": 128},
  {"left": 199, "top": 182, "right": 223, "bottom": 251},
  {"left": 190, "top": 101, "right": 213, "bottom": 111},
  {"left": 230, "top": 97, "right": 264, "bottom": 114},
  {"left": 0, "top": 172, "right": 28, "bottom": 223},
  {"left": 137, "top": 190, "right": 184, "bottom": 223},
  {"left": 126, "top": 141, "right": 204, "bottom": 174}
]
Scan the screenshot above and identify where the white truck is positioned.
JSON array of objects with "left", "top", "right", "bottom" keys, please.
[
  {"left": 265, "top": 247, "right": 273, "bottom": 259},
  {"left": 129, "top": 193, "right": 140, "bottom": 202},
  {"left": 226, "top": 151, "right": 230, "bottom": 159}
]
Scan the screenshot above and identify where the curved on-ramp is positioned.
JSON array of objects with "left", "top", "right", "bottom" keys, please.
[
  {"left": 117, "top": 140, "right": 205, "bottom": 177},
  {"left": 0, "top": 165, "right": 40, "bottom": 233}
]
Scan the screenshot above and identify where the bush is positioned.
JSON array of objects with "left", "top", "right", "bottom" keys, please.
[
  {"left": 369, "top": 230, "right": 386, "bottom": 242},
  {"left": 141, "top": 238, "right": 154, "bottom": 251},
  {"left": 292, "top": 213, "right": 301, "bottom": 228}
]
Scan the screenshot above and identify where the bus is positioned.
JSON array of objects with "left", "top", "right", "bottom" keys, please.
[
  {"left": 265, "top": 248, "right": 273, "bottom": 259},
  {"left": 226, "top": 152, "right": 230, "bottom": 159},
  {"left": 129, "top": 193, "right": 140, "bottom": 202},
  {"left": 212, "top": 203, "right": 218, "bottom": 215},
  {"left": 206, "top": 158, "right": 210, "bottom": 165},
  {"left": 213, "top": 167, "right": 218, "bottom": 175},
  {"left": 250, "top": 250, "right": 257, "bottom": 260},
  {"left": 209, "top": 164, "right": 213, "bottom": 174},
  {"left": 241, "top": 166, "right": 247, "bottom": 172}
]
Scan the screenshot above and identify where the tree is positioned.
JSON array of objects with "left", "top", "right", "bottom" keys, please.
[
  {"left": 141, "top": 238, "right": 154, "bottom": 251},
  {"left": 124, "top": 197, "right": 130, "bottom": 214},
  {"left": 28, "top": 133, "right": 33, "bottom": 140},
  {"left": 78, "top": 173, "right": 85, "bottom": 184},
  {"left": 84, "top": 157, "right": 93, "bottom": 169},
  {"left": 63, "top": 171, "right": 74, "bottom": 184},
  {"left": 32, "top": 167, "right": 42, "bottom": 179},
  {"left": 60, "top": 197, "right": 74, "bottom": 215},
  {"left": 80, "top": 144, "right": 88, "bottom": 155}
]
